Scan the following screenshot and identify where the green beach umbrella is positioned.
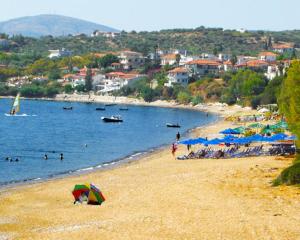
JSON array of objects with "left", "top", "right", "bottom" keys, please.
[
  {"left": 233, "top": 126, "right": 246, "bottom": 134},
  {"left": 248, "top": 123, "right": 264, "bottom": 129}
]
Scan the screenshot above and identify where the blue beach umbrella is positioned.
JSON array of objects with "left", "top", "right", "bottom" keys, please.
[
  {"left": 220, "top": 128, "right": 240, "bottom": 135},
  {"left": 268, "top": 133, "right": 288, "bottom": 142},
  {"left": 204, "top": 138, "right": 223, "bottom": 145}
]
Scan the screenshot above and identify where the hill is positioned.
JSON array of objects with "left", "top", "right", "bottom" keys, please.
[{"left": 0, "top": 14, "right": 119, "bottom": 37}]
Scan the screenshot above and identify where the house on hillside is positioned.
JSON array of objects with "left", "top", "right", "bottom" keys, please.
[
  {"left": 246, "top": 60, "right": 269, "bottom": 71},
  {"left": 48, "top": 48, "right": 72, "bottom": 58},
  {"left": 95, "top": 72, "right": 144, "bottom": 94},
  {"left": 160, "top": 54, "right": 177, "bottom": 66},
  {"left": 119, "top": 51, "right": 145, "bottom": 70},
  {"left": 272, "top": 43, "right": 294, "bottom": 54},
  {"left": 186, "top": 59, "right": 221, "bottom": 77},
  {"left": 258, "top": 52, "right": 277, "bottom": 62},
  {"left": 91, "top": 30, "right": 120, "bottom": 38},
  {"left": 165, "top": 67, "right": 189, "bottom": 87}
]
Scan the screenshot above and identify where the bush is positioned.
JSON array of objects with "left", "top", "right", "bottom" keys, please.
[
  {"left": 191, "top": 95, "right": 203, "bottom": 106},
  {"left": 64, "top": 84, "right": 74, "bottom": 94},
  {"left": 273, "top": 162, "right": 300, "bottom": 186},
  {"left": 177, "top": 91, "right": 191, "bottom": 104}
]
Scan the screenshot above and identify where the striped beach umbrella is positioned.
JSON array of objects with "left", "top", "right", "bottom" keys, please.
[{"left": 72, "top": 183, "right": 105, "bottom": 205}]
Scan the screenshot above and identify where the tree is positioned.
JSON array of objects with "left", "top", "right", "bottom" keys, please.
[
  {"left": 85, "top": 68, "right": 93, "bottom": 92},
  {"left": 275, "top": 60, "right": 300, "bottom": 185},
  {"left": 98, "top": 54, "right": 119, "bottom": 68},
  {"left": 177, "top": 91, "right": 192, "bottom": 104},
  {"left": 175, "top": 54, "right": 181, "bottom": 66},
  {"left": 230, "top": 54, "right": 237, "bottom": 66},
  {"left": 64, "top": 84, "right": 74, "bottom": 94}
]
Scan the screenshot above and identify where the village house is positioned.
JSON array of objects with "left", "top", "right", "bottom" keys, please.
[
  {"left": 165, "top": 67, "right": 189, "bottom": 87},
  {"left": 160, "top": 54, "right": 177, "bottom": 66},
  {"left": 265, "top": 65, "right": 280, "bottom": 80},
  {"left": 245, "top": 60, "right": 269, "bottom": 71},
  {"left": 95, "top": 71, "right": 144, "bottom": 94},
  {"left": 223, "top": 60, "right": 233, "bottom": 72},
  {"left": 272, "top": 43, "right": 294, "bottom": 54},
  {"left": 91, "top": 31, "right": 120, "bottom": 38},
  {"left": 48, "top": 48, "right": 72, "bottom": 58},
  {"left": 119, "top": 51, "right": 145, "bottom": 70},
  {"left": 186, "top": 59, "right": 221, "bottom": 77},
  {"left": 258, "top": 51, "right": 277, "bottom": 62}
]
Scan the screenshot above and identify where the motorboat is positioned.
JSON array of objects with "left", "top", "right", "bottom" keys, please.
[
  {"left": 96, "top": 107, "right": 106, "bottom": 111},
  {"left": 105, "top": 103, "right": 117, "bottom": 107},
  {"left": 101, "top": 116, "right": 123, "bottom": 123},
  {"left": 119, "top": 107, "right": 129, "bottom": 111},
  {"left": 63, "top": 107, "right": 73, "bottom": 110},
  {"left": 166, "top": 123, "right": 181, "bottom": 128}
]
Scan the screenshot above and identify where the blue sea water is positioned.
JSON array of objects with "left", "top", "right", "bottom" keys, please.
[{"left": 0, "top": 99, "right": 217, "bottom": 185}]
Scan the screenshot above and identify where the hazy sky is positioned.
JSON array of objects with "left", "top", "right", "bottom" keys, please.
[{"left": 0, "top": 0, "right": 299, "bottom": 31}]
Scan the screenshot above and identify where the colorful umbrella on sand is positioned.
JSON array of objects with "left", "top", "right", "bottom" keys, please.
[{"left": 72, "top": 183, "right": 105, "bottom": 205}]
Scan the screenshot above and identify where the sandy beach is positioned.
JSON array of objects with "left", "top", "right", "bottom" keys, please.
[{"left": 0, "top": 103, "right": 299, "bottom": 240}]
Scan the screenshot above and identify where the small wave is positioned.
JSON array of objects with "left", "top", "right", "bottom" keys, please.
[
  {"left": 4, "top": 113, "right": 37, "bottom": 117},
  {"left": 75, "top": 167, "right": 94, "bottom": 172}
]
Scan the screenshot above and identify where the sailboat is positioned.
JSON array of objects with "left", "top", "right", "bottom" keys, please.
[{"left": 7, "top": 93, "right": 21, "bottom": 116}]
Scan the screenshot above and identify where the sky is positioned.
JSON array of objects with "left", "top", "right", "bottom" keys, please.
[{"left": 0, "top": 0, "right": 299, "bottom": 31}]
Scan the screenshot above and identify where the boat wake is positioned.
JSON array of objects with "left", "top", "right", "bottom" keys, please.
[{"left": 4, "top": 113, "right": 37, "bottom": 117}]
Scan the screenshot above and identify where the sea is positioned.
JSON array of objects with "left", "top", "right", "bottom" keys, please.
[{"left": 0, "top": 99, "right": 217, "bottom": 186}]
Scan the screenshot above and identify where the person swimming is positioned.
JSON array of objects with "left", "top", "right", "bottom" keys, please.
[
  {"left": 60, "top": 153, "right": 64, "bottom": 160},
  {"left": 44, "top": 154, "right": 48, "bottom": 160}
]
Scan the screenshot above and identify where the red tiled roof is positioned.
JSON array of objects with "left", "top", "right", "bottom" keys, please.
[
  {"left": 272, "top": 44, "right": 294, "bottom": 49},
  {"left": 186, "top": 59, "right": 220, "bottom": 66},
  {"left": 161, "top": 54, "right": 177, "bottom": 60},
  {"left": 246, "top": 60, "right": 268, "bottom": 67},
  {"left": 259, "top": 51, "right": 277, "bottom": 57},
  {"left": 168, "top": 67, "right": 188, "bottom": 73}
]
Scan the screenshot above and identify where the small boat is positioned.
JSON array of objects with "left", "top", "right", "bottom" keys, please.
[
  {"left": 63, "top": 107, "right": 73, "bottom": 110},
  {"left": 119, "top": 107, "right": 129, "bottom": 111},
  {"left": 96, "top": 107, "right": 106, "bottom": 111},
  {"left": 105, "top": 103, "right": 117, "bottom": 107},
  {"left": 166, "top": 123, "right": 181, "bottom": 128},
  {"left": 101, "top": 116, "right": 123, "bottom": 123}
]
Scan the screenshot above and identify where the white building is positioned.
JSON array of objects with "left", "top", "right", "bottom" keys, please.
[
  {"left": 91, "top": 31, "right": 120, "bottom": 38},
  {"left": 259, "top": 52, "right": 277, "bottom": 62},
  {"left": 119, "top": 51, "right": 145, "bottom": 70},
  {"left": 48, "top": 48, "right": 72, "bottom": 59},
  {"left": 265, "top": 65, "right": 280, "bottom": 80},
  {"left": 165, "top": 67, "right": 189, "bottom": 87},
  {"left": 160, "top": 54, "right": 177, "bottom": 66}
]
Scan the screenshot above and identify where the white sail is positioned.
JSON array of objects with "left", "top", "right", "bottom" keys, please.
[{"left": 10, "top": 93, "right": 20, "bottom": 115}]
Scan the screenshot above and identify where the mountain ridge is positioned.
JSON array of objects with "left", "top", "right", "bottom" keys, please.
[{"left": 0, "top": 14, "right": 119, "bottom": 37}]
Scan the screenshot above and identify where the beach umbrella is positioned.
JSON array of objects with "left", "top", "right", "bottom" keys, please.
[
  {"left": 273, "top": 121, "right": 288, "bottom": 129},
  {"left": 179, "top": 137, "right": 206, "bottom": 145},
  {"left": 268, "top": 133, "right": 288, "bottom": 142},
  {"left": 286, "top": 135, "right": 297, "bottom": 140},
  {"left": 233, "top": 127, "right": 246, "bottom": 134},
  {"left": 72, "top": 184, "right": 90, "bottom": 201},
  {"left": 87, "top": 184, "right": 105, "bottom": 205},
  {"left": 219, "top": 128, "right": 240, "bottom": 135},
  {"left": 204, "top": 138, "right": 223, "bottom": 145},
  {"left": 248, "top": 123, "right": 264, "bottom": 129},
  {"left": 72, "top": 183, "right": 105, "bottom": 205},
  {"left": 261, "top": 128, "right": 275, "bottom": 135}
]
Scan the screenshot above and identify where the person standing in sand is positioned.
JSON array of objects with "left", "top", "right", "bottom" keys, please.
[{"left": 171, "top": 143, "right": 177, "bottom": 157}]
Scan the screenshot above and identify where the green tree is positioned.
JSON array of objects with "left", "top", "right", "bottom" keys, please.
[
  {"left": 275, "top": 60, "right": 300, "bottom": 185},
  {"left": 64, "top": 84, "right": 74, "bottom": 94},
  {"left": 85, "top": 68, "right": 93, "bottom": 92}
]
